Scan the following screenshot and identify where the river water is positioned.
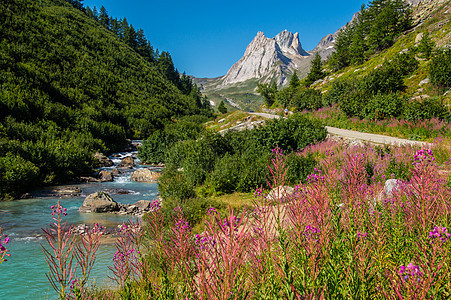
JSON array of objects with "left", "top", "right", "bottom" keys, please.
[{"left": 0, "top": 150, "right": 160, "bottom": 299}]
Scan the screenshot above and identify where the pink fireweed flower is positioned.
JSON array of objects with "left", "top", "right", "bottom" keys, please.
[
  {"left": 51, "top": 204, "right": 67, "bottom": 217},
  {"left": 194, "top": 233, "right": 216, "bottom": 250},
  {"left": 206, "top": 207, "right": 217, "bottom": 216},
  {"left": 149, "top": 198, "right": 161, "bottom": 212},
  {"left": 413, "top": 149, "right": 435, "bottom": 164},
  {"left": 429, "top": 226, "right": 451, "bottom": 243},
  {"left": 175, "top": 219, "right": 191, "bottom": 234},
  {"left": 271, "top": 147, "right": 283, "bottom": 156},
  {"left": 356, "top": 231, "right": 368, "bottom": 239},
  {"left": 399, "top": 263, "right": 421, "bottom": 282},
  {"left": 304, "top": 225, "right": 320, "bottom": 242}
]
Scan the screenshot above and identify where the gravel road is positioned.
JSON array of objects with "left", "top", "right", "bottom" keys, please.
[{"left": 250, "top": 113, "right": 429, "bottom": 147}]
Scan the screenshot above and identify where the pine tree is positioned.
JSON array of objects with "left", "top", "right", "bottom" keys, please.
[
  {"left": 98, "top": 6, "right": 110, "bottom": 29},
  {"left": 136, "top": 29, "right": 154, "bottom": 62},
  {"left": 218, "top": 101, "right": 227, "bottom": 114},
  {"left": 289, "top": 71, "right": 300, "bottom": 89},
  {"left": 305, "top": 53, "right": 325, "bottom": 87},
  {"left": 417, "top": 31, "right": 435, "bottom": 59},
  {"left": 257, "top": 82, "right": 278, "bottom": 107}
]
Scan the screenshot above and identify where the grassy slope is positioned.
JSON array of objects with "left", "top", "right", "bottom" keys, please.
[
  {"left": 313, "top": 0, "right": 451, "bottom": 103},
  {"left": 0, "top": 0, "right": 201, "bottom": 198}
]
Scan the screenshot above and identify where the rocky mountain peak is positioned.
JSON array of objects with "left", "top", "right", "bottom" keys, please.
[
  {"left": 221, "top": 30, "right": 309, "bottom": 86},
  {"left": 274, "top": 30, "right": 309, "bottom": 56}
]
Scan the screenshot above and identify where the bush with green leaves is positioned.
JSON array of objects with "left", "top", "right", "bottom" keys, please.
[
  {"left": 429, "top": 48, "right": 451, "bottom": 94},
  {"left": 363, "top": 93, "right": 405, "bottom": 120},
  {"left": 139, "top": 119, "right": 206, "bottom": 164},
  {"left": 291, "top": 88, "right": 322, "bottom": 111},
  {"left": 403, "top": 97, "right": 448, "bottom": 121},
  {"left": 158, "top": 115, "right": 327, "bottom": 196},
  {"left": 0, "top": 154, "right": 39, "bottom": 200},
  {"left": 339, "top": 89, "right": 368, "bottom": 118},
  {"left": 391, "top": 51, "right": 419, "bottom": 76},
  {"left": 285, "top": 152, "right": 317, "bottom": 185},
  {"left": 158, "top": 166, "right": 195, "bottom": 202},
  {"left": 322, "top": 79, "right": 357, "bottom": 107},
  {"left": 361, "top": 64, "right": 406, "bottom": 95}
]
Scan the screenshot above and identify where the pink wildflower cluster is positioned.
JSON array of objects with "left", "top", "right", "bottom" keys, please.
[
  {"left": 0, "top": 227, "right": 10, "bottom": 264},
  {"left": 429, "top": 226, "right": 451, "bottom": 243},
  {"left": 51, "top": 203, "right": 67, "bottom": 217},
  {"left": 413, "top": 149, "right": 435, "bottom": 164},
  {"left": 399, "top": 263, "right": 422, "bottom": 282}
]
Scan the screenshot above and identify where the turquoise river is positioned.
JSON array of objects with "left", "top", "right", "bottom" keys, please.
[{"left": 0, "top": 150, "right": 160, "bottom": 299}]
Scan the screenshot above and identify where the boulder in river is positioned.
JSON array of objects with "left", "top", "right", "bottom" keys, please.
[
  {"left": 79, "top": 192, "right": 119, "bottom": 213},
  {"left": 94, "top": 152, "right": 114, "bottom": 167},
  {"left": 99, "top": 170, "right": 113, "bottom": 182},
  {"left": 118, "top": 156, "right": 135, "bottom": 169},
  {"left": 133, "top": 200, "right": 152, "bottom": 211},
  {"left": 130, "top": 169, "right": 160, "bottom": 182}
]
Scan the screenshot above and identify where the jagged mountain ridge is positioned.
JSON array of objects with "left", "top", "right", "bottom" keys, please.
[{"left": 220, "top": 30, "right": 310, "bottom": 86}]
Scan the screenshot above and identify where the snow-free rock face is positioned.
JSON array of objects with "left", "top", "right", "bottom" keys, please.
[{"left": 221, "top": 30, "right": 310, "bottom": 86}]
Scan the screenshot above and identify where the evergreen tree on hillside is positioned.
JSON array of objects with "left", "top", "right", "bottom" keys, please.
[
  {"left": 158, "top": 51, "right": 181, "bottom": 88},
  {"left": 136, "top": 29, "right": 154, "bottom": 62},
  {"left": 218, "top": 101, "right": 228, "bottom": 114},
  {"left": 305, "top": 53, "right": 325, "bottom": 87},
  {"left": 98, "top": 6, "right": 110, "bottom": 29},
  {"left": 329, "top": 0, "right": 411, "bottom": 71},
  {"left": 289, "top": 71, "right": 300, "bottom": 89},
  {"left": 418, "top": 31, "right": 435, "bottom": 59},
  {"left": 257, "top": 82, "right": 278, "bottom": 107}
]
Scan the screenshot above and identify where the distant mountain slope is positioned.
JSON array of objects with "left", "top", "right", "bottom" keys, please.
[{"left": 0, "top": 0, "right": 209, "bottom": 199}]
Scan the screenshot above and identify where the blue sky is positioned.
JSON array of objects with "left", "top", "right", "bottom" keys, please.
[{"left": 83, "top": 0, "right": 365, "bottom": 78}]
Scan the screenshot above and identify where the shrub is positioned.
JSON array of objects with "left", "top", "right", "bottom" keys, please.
[
  {"left": 158, "top": 166, "right": 195, "bottom": 202},
  {"left": 0, "top": 154, "right": 39, "bottom": 199},
  {"left": 403, "top": 97, "right": 447, "bottom": 121},
  {"left": 430, "top": 48, "right": 451, "bottom": 94},
  {"left": 322, "top": 79, "right": 357, "bottom": 107},
  {"left": 292, "top": 88, "right": 322, "bottom": 111},
  {"left": 339, "top": 89, "right": 368, "bottom": 118},
  {"left": 391, "top": 51, "right": 419, "bottom": 76},
  {"left": 210, "top": 154, "right": 243, "bottom": 194},
  {"left": 363, "top": 93, "right": 404, "bottom": 120},
  {"left": 362, "top": 64, "right": 406, "bottom": 95},
  {"left": 285, "top": 152, "right": 317, "bottom": 185}
]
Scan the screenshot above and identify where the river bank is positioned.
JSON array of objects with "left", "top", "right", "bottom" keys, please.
[{"left": 0, "top": 147, "right": 161, "bottom": 299}]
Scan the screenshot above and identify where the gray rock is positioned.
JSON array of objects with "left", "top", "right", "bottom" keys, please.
[
  {"left": 419, "top": 78, "right": 430, "bottom": 85},
  {"left": 54, "top": 186, "right": 82, "bottom": 197},
  {"left": 99, "top": 170, "right": 113, "bottom": 182},
  {"left": 415, "top": 32, "right": 424, "bottom": 44},
  {"left": 133, "top": 200, "right": 152, "bottom": 211},
  {"left": 130, "top": 169, "right": 160, "bottom": 182},
  {"left": 94, "top": 152, "right": 114, "bottom": 167},
  {"left": 117, "top": 156, "right": 135, "bottom": 169},
  {"left": 266, "top": 186, "right": 295, "bottom": 202},
  {"left": 384, "top": 179, "right": 401, "bottom": 198},
  {"left": 79, "top": 192, "right": 119, "bottom": 213}
]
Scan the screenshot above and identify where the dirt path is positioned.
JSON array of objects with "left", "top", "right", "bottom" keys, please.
[{"left": 250, "top": 113, "right": 430, "bottom": 147}]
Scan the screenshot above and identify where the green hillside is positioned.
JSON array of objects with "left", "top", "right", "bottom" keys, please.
[
  {"left": 261, "top": 0, "right": 451, "bottom": 141},
  {"left": 0, "top": 0, "right": 210, "bottom": 199}
]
